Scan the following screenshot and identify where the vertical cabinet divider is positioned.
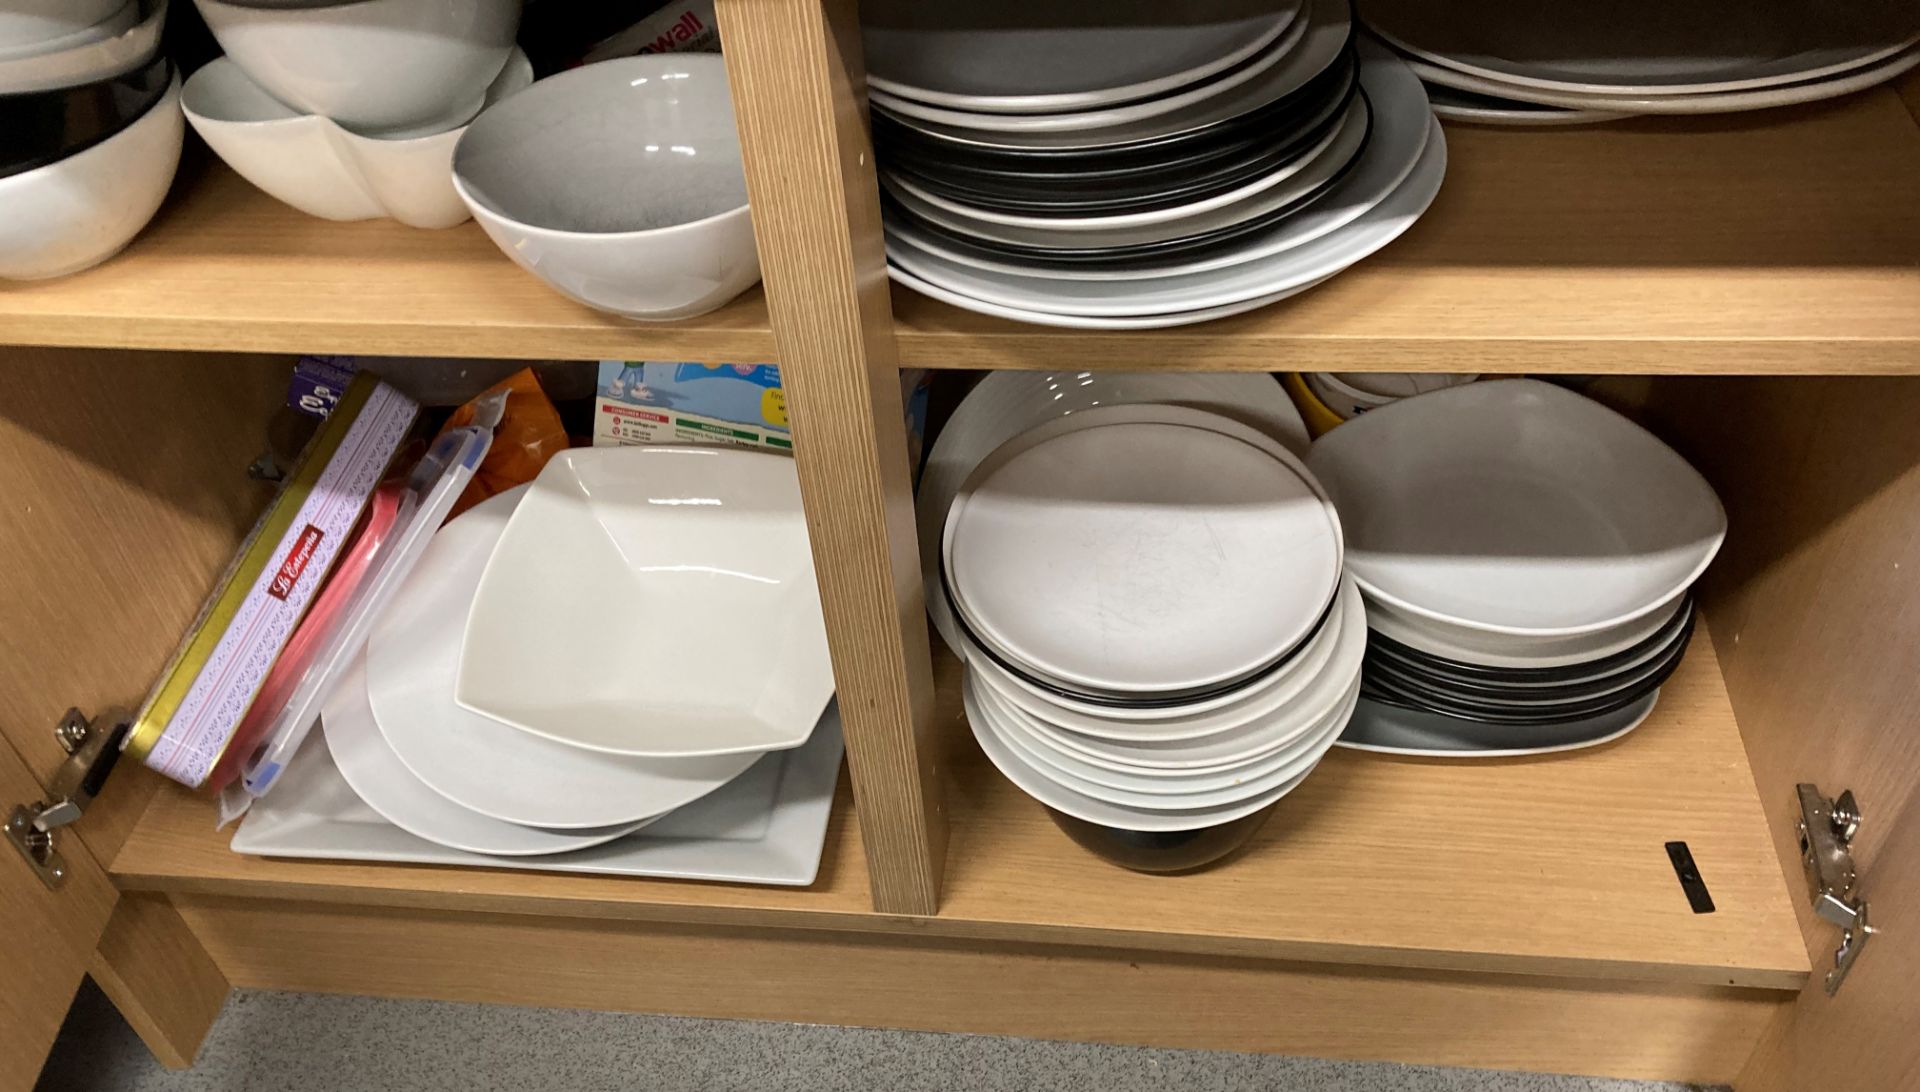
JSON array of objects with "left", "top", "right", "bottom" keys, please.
[{"left": 716, "top": 0, "right": 948, "bottom": 914}]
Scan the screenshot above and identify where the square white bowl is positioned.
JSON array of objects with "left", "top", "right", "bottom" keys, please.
[{"left": 456, "top": 447, "right": 832, "bottom": 757}]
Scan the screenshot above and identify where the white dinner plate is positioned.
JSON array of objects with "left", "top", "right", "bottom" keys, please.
[
  {"left": 886, "top": 110, "right": 1445, "bottom": 317},
  {"left": 973, "top": 578, "right": 1365, "bottom": 772},
  {"left": 893, "top": 263, "right": 1340, "bottom": 328},
  {"left": 1308, "top": 379, "right": 1724, "bottom": 637},
  {"left": 234, "top": 704, "right": 846, "bottom": 886},
  {"left": 458, "top": 447, "right": 832, "bottom": 758},
  {"left": 325, "top": 657, "right": 653, "bottom": 855},
  {"left": 973, "top": 667, "right": 1357, "bottom": 809},
  {"left": 883, "top": 96, "right": 1357, "bottom": 232},
  {"left": 862, "top": 0, "right": 1302, "bottom": 114},
  {"left": 867, "top": 4, "right": 1307, "bottom": 132},
  {"left": 885, "top": 46, "right": 1430, "bottom": 284},
  {"left": 976, "top": 572, "right": 1355, "bottom": 741},
  {"left": 917, "top": 372, "right": 1307, "bottom": 662},
  {"left": 943, "top": 409, "right": 1342, "bottom": 695},
  {"left": 1360, "top": 0, "right": 1919, "bottom": 96},
  {"left": 365, "top": 488, "right": 763, "bottom": 829},
  {"left": 883, "top": 93, "right": 1368, "bottom": 252},
  {"left": 1404, "top": 47, "right": 1920, "bottom": 115},
  {"left": 1424, "top": 83, "right": 1631, "bottom": 126},
  {"left": 964, "top": 674, "right": 1318, "bottom": 832},
  {"left": 1335, "top": 692, "right": 1658, "bottom": 757}
]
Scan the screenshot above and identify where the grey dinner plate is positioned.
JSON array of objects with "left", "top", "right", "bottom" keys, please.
[{"left": 1335, "top": 692, "right": 1659, "bottom": 756}]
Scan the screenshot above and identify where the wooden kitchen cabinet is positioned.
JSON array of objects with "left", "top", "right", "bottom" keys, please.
[{"left": 3, "top": 2, "right": 1917, "bottom": 1088}]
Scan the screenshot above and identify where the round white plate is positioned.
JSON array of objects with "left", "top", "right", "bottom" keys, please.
[
  {"left": 886, "top": 110, "right": 1445, "bottom": 317},
  {"left": 889, "top": 263, "right": 1334, "bottom": 328},
  {"left": 975, "top": 668, "right": 1356, "bottom": 809},
  {"left": 862, "top": 0, "right": 1302, "bottom": 114},
  {"left": 881, "top": 0, "right": 1352, "bottom": 153},
  {"left": 1424, "top": 83, "right": 1631, "bottom": 126},
  {"left": 886, "top": 47, "right": 1431, "bottom": 285},
  {"left": 325, "top": 656, "right": 653, "bottom": 855},
  {"left": 918, "top": 372, "right": 1307, "bottom": 662},
  {"left": 1373, "top": 602, "right": 1691, "bottom": 685},
  {"left": 884, "top": 97, "right": 1355, "bottom": 232},
  {"left": 975, "top": 579, "right": 1366, "bottom": 772},
  {"left": 1360, "top": 0, "right": 1920, "bottom": 96},
  {"left": 868, "top": 5, "right": 1305, "bottom": 132},
  {"left": 964, "top": 672, "right": 1317, "bottom": 832},
  {"left": 1404, "top": 47, "right": 1920, "bottom": 115},
  {"left": 1334, "top": 691, "right": 1658, "bottom": 757},
  {"left": 365, "top": 488, "right": 762, "bottom": 829},
  {"left": 1365, "top": 589, "right": 1687, "bottom": 669},
  {"left": 978, "top": 573, "right": 1357, "bottom": 740},
  {"left": 1307, "top": 379, "right": 1724, "bottom": 637},
  {"left": 943, "top": 412, "right": 1341, "bottom": 695},
  {"left": 883, "top": 94, "right": 1369, "bottom": 252}
]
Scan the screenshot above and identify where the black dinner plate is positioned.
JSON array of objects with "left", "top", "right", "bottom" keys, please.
[
  {"left": 878, "top": 96, "right": 1371, "bottom": 268},
  {"left": 1358, "top": 622, "right": 1693, "bottom": 726},
  {"left": 0, "top": 53, "right": 172, "bottom": 180},
  {"left": 881, "top": 65, "right": 1359, "bottom": 216}
]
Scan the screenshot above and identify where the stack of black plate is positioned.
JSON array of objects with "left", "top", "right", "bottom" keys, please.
[{"left": 862, "top": 0, "right": 1446, "bottom": 329}]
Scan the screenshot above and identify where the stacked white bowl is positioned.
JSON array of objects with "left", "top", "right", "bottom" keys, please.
[
  {"left": 1306, "top": 379, "right": 1726, "bottom": 756},
  {"left": 319, "top": 446, "right": 841, "bottom": 875},
  {"left": 1302, "top": 371, "right": 1476, "bottom": 419},
  {"left": 923, "top": 373, "right": 1361, "bottom": 871},
  {"left": 0, "top": 0, "right": 182, "bottom": 279},
  {"left": 183, "top": 0, "right": 527, "bottom": 228}
]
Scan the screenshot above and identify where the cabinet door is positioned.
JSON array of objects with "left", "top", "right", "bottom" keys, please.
[{"left": 0, "top": 731, "right": 117, "bottom": 1092}]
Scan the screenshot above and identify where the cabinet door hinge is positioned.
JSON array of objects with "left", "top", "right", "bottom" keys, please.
[
  {"left": 5, "top": 709, "right": 129, "bottom": 890},
  {"left": 1796, "top": 783, "right": 1878, "bottom": 995}
]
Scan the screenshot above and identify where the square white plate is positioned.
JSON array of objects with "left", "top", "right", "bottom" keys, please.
[
  {"left": 457, "top": 446, "right": 833, "bottom": 758},
  {"left": 233, "top": 704, "right": 845, "bottom": 886}
]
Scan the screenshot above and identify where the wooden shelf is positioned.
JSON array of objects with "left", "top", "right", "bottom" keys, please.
[
  {"left": 0, "top": 159, "right": 779, "bottom": 363},
  {"left": 893, "top": 89, "right": 1920, "bottom": 375},
  {"left": 112, "top": 617, "right": 1808, "bottom": 991},
  {"left": 4, "top": 93, "right": 1917, "bottom": 374}
]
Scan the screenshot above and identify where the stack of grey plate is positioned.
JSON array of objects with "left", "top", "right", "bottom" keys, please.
[
  {"left": 1360, "top": 0, "right": 1920, "bottom": 126},
  {"left": 863, "top": 0, "right": 1446, "bottom": 329}
]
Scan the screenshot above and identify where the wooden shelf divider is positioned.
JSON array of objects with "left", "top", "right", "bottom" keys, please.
[{"left": 2, "top": 92, "right": 1917, "bottom": 373}]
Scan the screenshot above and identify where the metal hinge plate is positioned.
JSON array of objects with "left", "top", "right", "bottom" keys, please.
[
  {"left": 5, "top": 709, "right": 129, "bottom": 890},
  {"left": 1796, "top": 783, "right": 1876, "bottom": 995}
]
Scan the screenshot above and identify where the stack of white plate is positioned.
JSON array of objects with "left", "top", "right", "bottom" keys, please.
[
  {"left": 863, "top": 0, "right": 1446, "bottom": 329},
  {"left": 922, "top": 372, "right": 1361, "bottom": 871},
  {"left": 249, "top": 447, "right": 844, "bottom": 885},
  {"left": 1306, "top": 379, "right": 1725, "bottom": 757},
  {"left": 1302, "top": 370, "right": 1476, "bottom": 418},
  {"left": 1361, "top": 0, "right": 1920, "bottom": 125}
]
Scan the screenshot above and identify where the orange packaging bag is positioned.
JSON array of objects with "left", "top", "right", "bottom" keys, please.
[{"left": 438, "top": 367, "right": 570, "bottom": 518}]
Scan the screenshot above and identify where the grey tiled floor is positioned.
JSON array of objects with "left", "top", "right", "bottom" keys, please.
[{"left": 38, "top": 981, "right": 1707, "bottom": 1092}]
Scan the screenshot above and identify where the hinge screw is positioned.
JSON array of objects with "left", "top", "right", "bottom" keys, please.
[{"left": 54, "top": 716, "right": 88, "bottom": 754}]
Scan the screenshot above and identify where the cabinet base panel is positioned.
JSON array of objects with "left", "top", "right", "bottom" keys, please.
[{"left": 170, "top": 895, "right": 1783, "bottom": 1084}]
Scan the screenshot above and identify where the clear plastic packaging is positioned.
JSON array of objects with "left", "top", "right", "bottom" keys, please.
[{"left": 216, "top": 417, "right": 496, "bottom": 823}]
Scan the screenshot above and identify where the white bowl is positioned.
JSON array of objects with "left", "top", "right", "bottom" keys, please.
[
  {"left": 917, "top": 372, "right": 1309, "bottom": 664},
  {"left": 184, "top": 49, "right": 532, "bottom": 229},
  {"left": 973, "top": 667, "right": 1358, "bottom": 811},
  {"left": 0, "top": 0, "right": 125, "bottom": 56},
  {"left": 1306, "top": 371, "right": 1479, "bottom": 419},
  {"left": 1364, "top": 587, "right": 1688, "bottom": 670},
  {"left": 456, "top": 447, "right": 832, "bottom": 758},
  {"left": 974, "top": 575, "right": 1360, "bottom": 742},
  {"left": 452, "top": 54, "right": 761, "bottom": 321},
  {"left": 0, "top": 0, "right": 159, "bottom": 95},
  {"left": 1306, "top": 378, "right": 1725, "bottom": 636},
  {"left": 0, "top": 71, "right": 180, "bottom": 280},
  {"left": 193, "top": 0, "right": 520, "bottom": 135}
]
